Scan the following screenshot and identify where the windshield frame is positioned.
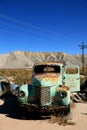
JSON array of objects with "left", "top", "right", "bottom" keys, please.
[{"left": 34, "top": 65, "right": 61, "bottom": 74}]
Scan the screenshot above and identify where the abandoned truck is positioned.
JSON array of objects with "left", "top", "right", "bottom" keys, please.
[
  {"left": 0, "top": 77, "right": 11, "bottom": 97},
  {"left": 17, "top": 62, "right": 80, "bottom": 116}
]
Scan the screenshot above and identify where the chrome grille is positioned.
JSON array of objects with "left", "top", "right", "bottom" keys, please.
[{"left": 36, "top": 87, "right": 50, "bottom": 106}]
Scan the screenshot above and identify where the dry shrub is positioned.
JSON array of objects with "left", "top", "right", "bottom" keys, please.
[
  {"left": 49, "top": 102, "right": 76, "bottom": 125},
  {"left": 50, "top": 112, "right": 75, "bottom": 126}
]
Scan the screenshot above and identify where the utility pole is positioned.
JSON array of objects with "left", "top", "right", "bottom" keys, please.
[{"left": 79, "top": 42, "right": 87, "bottom": 74}]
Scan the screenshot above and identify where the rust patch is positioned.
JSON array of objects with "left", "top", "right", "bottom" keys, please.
[{"left": 35, "top": 73, "right": 61, "bottom": 84}]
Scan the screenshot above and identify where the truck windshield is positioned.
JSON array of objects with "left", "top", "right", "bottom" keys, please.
[{"left": 34, "top": 65, "right": 60, "bottom": 74}]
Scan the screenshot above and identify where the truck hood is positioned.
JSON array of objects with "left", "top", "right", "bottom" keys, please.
[{"left": 32, "top": 73, "right": 61, "bottom": 87}]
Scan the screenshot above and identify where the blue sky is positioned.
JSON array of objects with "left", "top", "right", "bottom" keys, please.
[{"left": 0, "top": 0, "right": 87, "bottom": 55}]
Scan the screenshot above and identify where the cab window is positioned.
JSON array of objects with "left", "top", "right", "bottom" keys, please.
[{"left": 66, "top": 67, "right": 78, "bottom": 74}]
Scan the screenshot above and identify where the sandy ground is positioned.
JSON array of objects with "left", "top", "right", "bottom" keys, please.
[{"left": 0, "top": 96, "right": 87, "bottom": 130}]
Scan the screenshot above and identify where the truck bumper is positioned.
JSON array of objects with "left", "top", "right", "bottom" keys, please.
[{"left": 19, "top": 103, "right": 70, "bottom": 115}]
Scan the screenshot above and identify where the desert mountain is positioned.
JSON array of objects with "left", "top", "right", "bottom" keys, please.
[{"left": 0, "top": 50, "right": 87, "bottom": 68}]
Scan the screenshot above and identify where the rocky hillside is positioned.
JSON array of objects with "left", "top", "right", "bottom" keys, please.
[{"left": 0, "top": 50, "right": 87, "bottom": 68}]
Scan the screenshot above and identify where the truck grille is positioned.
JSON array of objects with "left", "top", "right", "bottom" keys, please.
[{"left": 36, "top": 87, "right": 50, "bottom": 106}]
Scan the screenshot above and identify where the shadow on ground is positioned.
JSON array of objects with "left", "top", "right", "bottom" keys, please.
[
  {"left": 0, "top": 95, "right": 51, "bottom": 120},
  {"left": 81, "top": 113, "right": 87, "bottom": 115},
  {"left": 0, "top": 95, "right": 75, "bottom": 126},
  {"left": 0, "top": 95, "right": 21, "bottom": 119}
]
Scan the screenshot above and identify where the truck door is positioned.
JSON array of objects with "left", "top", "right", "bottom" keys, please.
[{"left": 63, "top": 66, "right": 80, "bottom": 92}]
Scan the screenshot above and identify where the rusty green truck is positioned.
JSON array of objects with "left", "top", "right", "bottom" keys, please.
[{"left": 17, "top": 62, "right": 80, "bottom": 117}]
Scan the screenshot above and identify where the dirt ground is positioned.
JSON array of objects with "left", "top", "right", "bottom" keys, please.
[{"left": 0, "top": 96, "right": 87, "bottom": 130}]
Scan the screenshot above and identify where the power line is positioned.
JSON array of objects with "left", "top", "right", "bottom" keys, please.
[
  {"left": 79, "top": 42, "right": 87, "bottom": 73},
  {"left": 0, "top": 14, "right": 76, "bottom": 42}
]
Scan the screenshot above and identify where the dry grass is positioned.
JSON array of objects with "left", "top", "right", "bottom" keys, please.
[
  {"left": 0, "top": 69, "right": 32, "bottom": 85},
  {"left": 50, "top": 112, "right": 75, "bottom": 126},
  {"left": 49, "top": 101, "right": 76, "bottom": 125}
]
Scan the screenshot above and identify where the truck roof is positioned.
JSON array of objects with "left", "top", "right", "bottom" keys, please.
[{"left": 34, "top": 62, "right": 63, "bottom": 66}]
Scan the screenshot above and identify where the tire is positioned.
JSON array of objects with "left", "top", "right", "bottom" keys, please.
[{"left": 64, "top": 104, "right": 70, "bottom": 115}]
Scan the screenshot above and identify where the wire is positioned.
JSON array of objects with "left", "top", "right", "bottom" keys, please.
[{"left": 0, "top": 14, "right": 76, "bottom": 41}]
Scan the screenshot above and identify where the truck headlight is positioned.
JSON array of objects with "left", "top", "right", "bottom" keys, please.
[
  {"left": 60, "top": 91, "right": 67, "bottom": 98},
  {"left": 18, "top": 90, "right": 25, "bottom": 98}
]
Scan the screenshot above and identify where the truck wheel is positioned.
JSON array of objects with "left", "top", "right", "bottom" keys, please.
[{"left": 64, "top": 104, "right": 70, "bottom": 115}]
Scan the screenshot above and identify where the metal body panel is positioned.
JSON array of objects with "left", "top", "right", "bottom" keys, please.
[
  {"left": 63, "top": 66, "right": 80, "bottom": 92},
  {"left": 0, "top": 77, "right": 11, "bottom": 96}
]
